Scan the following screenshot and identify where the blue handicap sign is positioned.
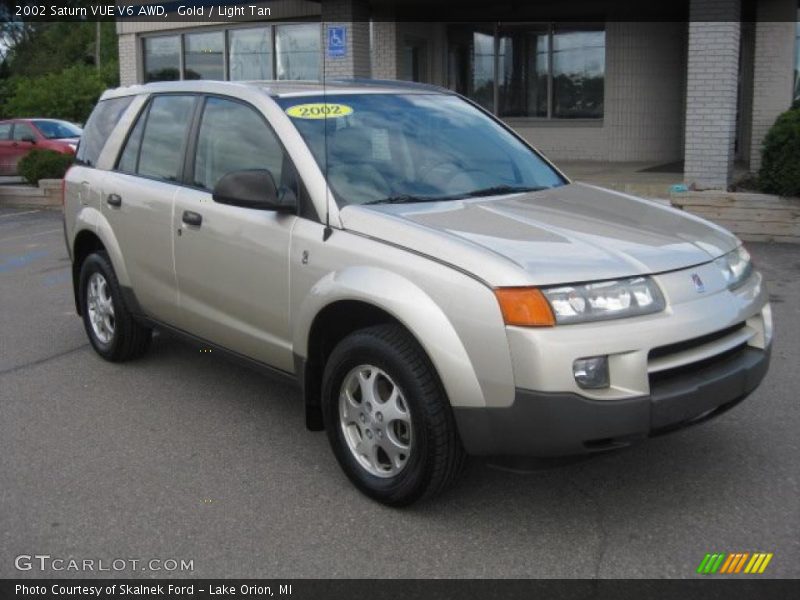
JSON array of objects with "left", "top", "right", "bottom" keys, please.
[{"left": 327, "top": 26, "right": 347, "bottom": 58}]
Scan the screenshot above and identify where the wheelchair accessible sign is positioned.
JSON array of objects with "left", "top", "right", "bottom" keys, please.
[{"left": 327, "top": 25, "right": 347, "bottom": 58}]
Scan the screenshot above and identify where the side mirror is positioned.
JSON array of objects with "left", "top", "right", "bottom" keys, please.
[
  {"left": 212, "top": 169, "right": 296, "bottom": 212},
  {"left": 21, "top": 135, "right": 36, "bottom": 144}
]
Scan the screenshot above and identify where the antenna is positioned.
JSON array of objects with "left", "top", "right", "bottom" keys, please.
[{"left": 322, "top": 25, "right": 333, "bottom": 242}]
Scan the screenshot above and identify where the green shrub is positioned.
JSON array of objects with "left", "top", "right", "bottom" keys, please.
[
  {"left": 758, "top": 106, "right": 800, "bottom": 197},
  {"left": 18, "top": 149, "right": 74, "bottom": 185}
]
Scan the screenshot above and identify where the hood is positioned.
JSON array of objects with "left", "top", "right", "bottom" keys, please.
[{"left": 339, "top": 183, "right": 739, "bottom": 287}]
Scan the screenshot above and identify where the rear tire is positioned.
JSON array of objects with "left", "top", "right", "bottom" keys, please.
[
  {"left": 79, "top": 251, "right": 151, "bottom": 362},
  {"left": 322, "top": 324, "right": 465, "bottom": 506}
]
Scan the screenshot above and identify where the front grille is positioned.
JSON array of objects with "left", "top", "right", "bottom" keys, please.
[
  {"left": 648, "top": 322, "right": 746, "bottom": 361},
  {"left": 649, "top": 343, "right": 748, "bottom": 386}
]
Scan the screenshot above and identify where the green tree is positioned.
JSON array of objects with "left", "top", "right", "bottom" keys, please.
[
  {"left": 3, "top": 63, "right": 118, "bottom": 123},
  {"left": 0, "top": 10, "right": 119, "bottom": 121},
  {"left": 3, "top": 21, "right": 118, "bottom": 78}
]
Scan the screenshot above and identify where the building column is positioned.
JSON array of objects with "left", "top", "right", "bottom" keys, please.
[
  {"left": 684, "top": 0, "right": 741, "bottom": 190},
  {"left": 321, "top": 0, "right": 371, "bottom": 80},
  {"left": 749, "top": 0, "right": 797, "bottom": 172},
  {"left": 118, "top": 33, "right": 138, "bottom": 86},
  {"left": 371, "top": 21, "right": 400, "bottom": 80}
]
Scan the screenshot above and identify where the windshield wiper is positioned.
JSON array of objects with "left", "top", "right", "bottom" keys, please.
[
  {"left": 461, "top": 185, "right": 549, "bottom": 198},
  {"left": 363, "top": 185, "right": 549, "bottom": 206},
  {"left": 362, "top": 194, "right": 449, "bottom": 205}
]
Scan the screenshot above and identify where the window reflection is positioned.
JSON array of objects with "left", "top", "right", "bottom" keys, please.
[
  {"left": 143, "top": 36, "right": 180, "bottom": 82},
  {"left": 137, "top": 96, "right": 195, "bottom": 182},
  {"left": 229, "top": 27, "right": 273, "bottom": 80},
  {"left": 552, "top": 29, "right": 605, "bottom": 118},
  {"left": 141, "top": 23, "right": 321, "bottom": 84},
  {"left": 498, "top": 27, "right": 548, "bottom": 118},
  {"left": 194, "top": 98, "right": 284, "bottom": 190},
  {"left": 447, "top": 23, "right": 605, "bottom": 119},
  {"left": 184, "top": 31, "right": 225, "bottom": 80},
  {"left": 472, "top": 31, "right": 495, "bottom": 111},
  {"left": 276, "top": 24, "right": 320, "bottom": 80}
]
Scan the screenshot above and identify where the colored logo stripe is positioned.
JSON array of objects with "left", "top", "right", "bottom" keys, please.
[{"left": 697, "top": 552, "right": 773, "bottom": 574}]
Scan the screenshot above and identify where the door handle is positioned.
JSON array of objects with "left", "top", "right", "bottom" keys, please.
[
  {"left": 106, "top": 193, "right": 122, "bottom": 207},
  {"left": 182, "top": 210, "right": 203, "bottom": 227}
]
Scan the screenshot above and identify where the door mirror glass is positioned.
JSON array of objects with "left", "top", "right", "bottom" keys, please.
[{"left": 212, "top": 169, "right": 295, "bottom": 212}]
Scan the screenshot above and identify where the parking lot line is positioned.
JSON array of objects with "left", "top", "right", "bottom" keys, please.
[
  {"left": 0, "top": 209, "right": 40, "bottom": 219},
  {"left": 0, "top": 227, "right": 62, "bottom": 243}
]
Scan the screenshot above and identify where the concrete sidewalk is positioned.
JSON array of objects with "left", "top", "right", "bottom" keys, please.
[
  {"left": 558, "top": 160, "right": 753, "bottom": 200},
  {"left": 558, "top": 161, "right": 684, "bottom": 199}
]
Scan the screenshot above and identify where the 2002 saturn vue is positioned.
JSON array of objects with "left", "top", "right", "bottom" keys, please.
[{"left": 63, "top": 80, "right": 772, "bottom": 505}]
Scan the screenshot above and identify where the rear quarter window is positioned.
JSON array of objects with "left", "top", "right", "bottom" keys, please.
[{"left": 76, "top": 96, "right": 134, "bottom": 167}]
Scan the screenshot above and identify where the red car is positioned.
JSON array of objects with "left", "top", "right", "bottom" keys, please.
[{"left": 0, "top": 118, "right": 82, "bottom": 176}]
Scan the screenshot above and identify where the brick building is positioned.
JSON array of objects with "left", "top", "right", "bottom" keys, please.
[{"left": 116, "top": 0, "right": 800, "bottom": 190}]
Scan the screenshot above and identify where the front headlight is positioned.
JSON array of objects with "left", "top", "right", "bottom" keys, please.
[
  {"left": 714, "top": 245, "right": 752, "bottom": 290},
  {"left": 541, "top": 276, "right": 666, "bottom": 325}
]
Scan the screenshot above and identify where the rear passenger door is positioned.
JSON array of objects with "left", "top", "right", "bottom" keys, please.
[
  {"left": 104, "top": 94, "right": 198, "bottom": 324},
  {"left": 171, "top": 96, "right": 297, "bottom": 371}
]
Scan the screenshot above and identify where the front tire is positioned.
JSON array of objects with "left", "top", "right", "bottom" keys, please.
[
  {"left": 79, "top": 252, "right": 151, "bottom": 362},
  {"left": 322, "top": 324, "right": 465, "bottom": 506}
]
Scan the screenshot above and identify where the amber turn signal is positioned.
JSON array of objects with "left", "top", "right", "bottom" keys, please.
[{"left": 494, "top": 287, "right": 556, "bottom": 327}]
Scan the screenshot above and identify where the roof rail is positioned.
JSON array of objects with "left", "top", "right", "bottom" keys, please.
[{"left": 330, "top": 78, "right": 450, "bottom": 93}]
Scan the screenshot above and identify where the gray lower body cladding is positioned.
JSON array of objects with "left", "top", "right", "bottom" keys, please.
[{"left": 454, "top": 346, "right": 771, "bottom": 456}]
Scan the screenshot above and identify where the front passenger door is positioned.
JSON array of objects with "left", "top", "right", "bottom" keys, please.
[
  {"left": 172, "top": 96, "right": 297, "bottom": 372},
  {"left": 0, "top": 123, "right": 13, "bottom": 175}
]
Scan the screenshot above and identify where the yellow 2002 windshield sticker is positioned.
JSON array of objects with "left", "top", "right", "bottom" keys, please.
[{"left": 285, "top": 103, "right": 353, "bottom": 119}]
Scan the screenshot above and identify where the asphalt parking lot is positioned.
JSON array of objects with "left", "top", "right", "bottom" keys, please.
[{"left": 1, "top": 207, "right": 798, "bottom": 579}]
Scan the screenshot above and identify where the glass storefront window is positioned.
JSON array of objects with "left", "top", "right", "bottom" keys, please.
[
  {"left": 472, "top": 31, "right": 496, "bottom": 111},
  {"left": 276, "top": 24, "right": 321, "bottom": 80},
  {"left": 143, "top": 36, "right": 180, "bottom": 82},
  {"left": 141, "top": 23, "right": 320, "bottom": 84},
  {"left": 184, "top": 31, "right": 225, "bottom": 80},
  {"left": 552, "top": 28, "right": 605, "bottom": 118},
  {"left": 448, "top": 23, "right": 605, "bottom": 119},
  {"left": 445, "top": 25, "right": 495, "bottom": 111},
  {"left": 402, "top": 37, "right": 429, "bottom": 83},
  {"left": 498, "top": 27, "right": 549, "bottom": 118},
  {"left": 229, "top": 27, "right": 273, "bottom": 80}
]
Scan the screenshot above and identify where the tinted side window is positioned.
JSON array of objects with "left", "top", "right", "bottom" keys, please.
[
  {"left": 192, "top": 97, "right": 284, "bottom": 191},
  {"left": 13, "top": 123, "right": 37, "bottom": 141},
  {"left": 117, "top": 110, "right": 146, "bottom": 174},
  {"left": 76, "top": 96, "right": 134, "bottom": 167},
  {"left": 0, "top": 123, "right": 11, "bottom": 140},
  {"left": 137, "top": 95, "right": 195, "bottom": 182}
]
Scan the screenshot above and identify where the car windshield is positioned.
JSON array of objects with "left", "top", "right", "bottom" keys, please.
[
  {"left": 277, "top": 93, "right": 565, "bottom": 206},
  {"left": 32, "top": 120, "right": 82, "bottom": 140}
]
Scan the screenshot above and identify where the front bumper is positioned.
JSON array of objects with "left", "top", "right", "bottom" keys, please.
[{"left": 454, "top": 345, "right": 770, "bottom": 456}]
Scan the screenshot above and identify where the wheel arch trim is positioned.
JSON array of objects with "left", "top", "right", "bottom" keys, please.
[
  {"left": 73, "top": 206, "right": 131, "bottom": 287},
  {"left": 293, "top": 266, "right": 487, "bottom": 409}
]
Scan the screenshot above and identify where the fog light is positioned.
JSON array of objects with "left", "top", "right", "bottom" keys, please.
[{"left": 573, "top": 356, "right": 610, "bottom": 389}]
